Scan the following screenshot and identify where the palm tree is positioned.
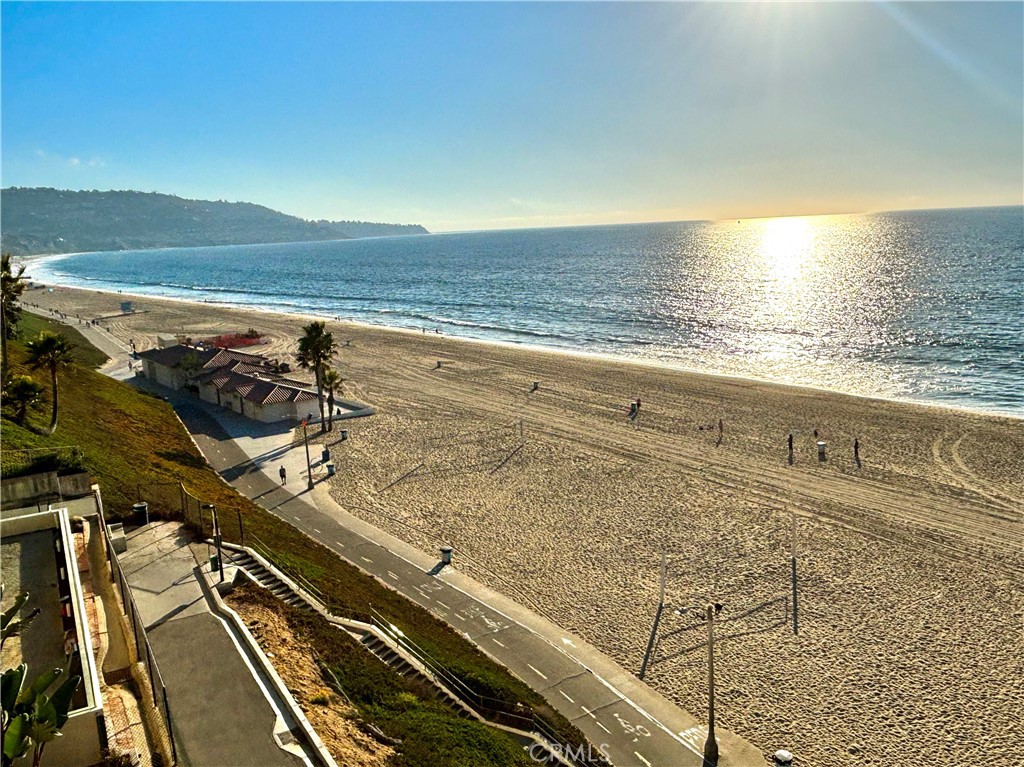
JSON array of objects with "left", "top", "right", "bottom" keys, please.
[
  {"left": 2, "top": 375, "right": 46, "bottom": 426},
  {"left": 26, "top": 332, "right": 75, "bottom": 435},
  {"left": 1, "top": 253, "right": 27, "bottom": 377},
  {"left": 296, "top": 321, "right": 337, "bottom": 432},
  {"left": 321, "top": 367, "right": 345, "bottom": 432}
]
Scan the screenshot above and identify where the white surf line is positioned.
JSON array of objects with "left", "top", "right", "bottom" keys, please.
[
  {"left": 634, "top": 751, "right": 652, "bottom": 767},
  {"left": 526, "top": 664, "right": 548, "bottom": 680},
  {"left": 454, "top": 613, "right": 467, "bottom": 620},
  {"left": 313, "top": 528, "right": 322, "bottom": 534},
  {"left": 490, "top": 638, "right": 506, "bottom": 648},
  {"left": 360, "top": 556, "right": 373, "bottom": 564},
  {"left": 558, "top": 690, "right": 574, "bottom": 703},
  {"left": 293, "top": 515, "right": 301, "bottom": 521},
  {"left": 335, "top": 540, "right": 345, "bottom": 548},
  {"left": 435, "top": 600, "right": 450, "bottom": 609},
  {"left": 387, "top": 571, "right": 400, "bottom": 580}
]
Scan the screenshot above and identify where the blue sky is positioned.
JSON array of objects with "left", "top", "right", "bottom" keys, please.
[{"left": 2, "top": 2, "right": 1021, "bottom": 232}]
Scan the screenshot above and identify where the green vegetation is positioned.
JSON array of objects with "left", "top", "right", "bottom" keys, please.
[
  {"left": 2, "top": 376, "right": 46, "bottom": 425},
  {"left": 322, "top": 367, "right": 344, "bottom": 432},
  {"left": 297, "top": 321, "right": 337, "bottom": 431},
  {"left": 234, "top": 583, "right": 530, "bottom": 767},
  {"left": 25, "top": 332, "right": 75, "bottom": 435},
  {"left": 1, "top": 585, "right": 82, "bottom": 767},
  {"left": 17, "top": 313, "right": 108, "bottom": 369},
  {"left": 2, "top": 253, "right": 27, "bottom": 373},
  {"left": 1, "top": 188, "right": 427, "bottom": 257},
  {"left": 0, "top": 324, "right": 589, "bottom": 763}
]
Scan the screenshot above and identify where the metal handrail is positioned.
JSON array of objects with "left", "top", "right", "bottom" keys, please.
[{"left": 229, "top": 544, "right": 594, "bottom": 766}]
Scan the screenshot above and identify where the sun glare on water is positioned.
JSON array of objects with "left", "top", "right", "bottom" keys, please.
[{"left": 756, "top": 217, "right": 816, "bottom": 283}]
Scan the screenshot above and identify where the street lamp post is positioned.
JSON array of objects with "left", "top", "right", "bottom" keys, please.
[
  {"left": 302, "top": 417, "right": 314, "bottom": 491},
  {"left": 704, "top": 603, "right": 718, "bottom": 765},
  {"left": 202, "top": 503, "right": 225, "bottom": 583}
]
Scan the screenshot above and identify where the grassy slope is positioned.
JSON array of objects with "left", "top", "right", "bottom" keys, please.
[{"left": 1, "top": 320, "right": 587, "bottom": 763}]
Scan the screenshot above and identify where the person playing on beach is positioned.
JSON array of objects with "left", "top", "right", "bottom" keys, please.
[
  {"left": 854, "top": 437, "right": 861, "bottom": 465},
  {"left": 279, "top": 466, "right": 287, "bottom": 485}
]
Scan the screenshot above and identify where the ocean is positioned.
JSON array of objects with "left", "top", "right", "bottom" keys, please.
[{"left": 31, "top": 206, "right": 1024, "bottom": 417}]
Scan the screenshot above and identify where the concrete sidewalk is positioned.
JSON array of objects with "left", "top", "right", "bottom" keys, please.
[
  {"left": 117, "top": 522, "right": 312, "bottom": 767},
  {"left": 167, "top": 395, "right": 764, "bottom": 767}
]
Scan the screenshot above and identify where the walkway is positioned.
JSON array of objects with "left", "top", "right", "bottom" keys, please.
[{"left": 116, "top": 522, "right": 313, "bottom": 767}]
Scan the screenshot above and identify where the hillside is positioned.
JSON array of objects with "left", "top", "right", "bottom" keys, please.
[
  {"left": 1, "top": 314, "right": 583, "bottom": 765},
  {"left": 316, "top": 220, "right": 428, "bottom": 238},
  {"left": 0, "top": 188, "right": 428, "bottom": 256}
]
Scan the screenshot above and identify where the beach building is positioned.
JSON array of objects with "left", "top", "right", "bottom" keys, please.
[
  {"left": 136, "top": 343, "right": 321, "bottom": 422},
  {"left": 1, "top": 482, "right": 170, "bottom": 767}
]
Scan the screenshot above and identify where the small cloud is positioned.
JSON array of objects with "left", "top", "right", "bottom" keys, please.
[
  {"left": 68, "top": 157, "right": 81, "bottom": 166},
  {"left": 87, "top": 158, "right": 105, "bottom": 168}
]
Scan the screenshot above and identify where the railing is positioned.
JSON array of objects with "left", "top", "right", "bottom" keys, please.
[
  {"left": 237, "top": 540, "right": 601, "bottom": 766},
  {"left": 366, "top": 606, "right": 601, "bottom": 766},
  {"left": 97, "top": 513, "right": 178, "bottom": 764},
  {"left": 247, "top": 535, "right": 373, "bottom": 623}
]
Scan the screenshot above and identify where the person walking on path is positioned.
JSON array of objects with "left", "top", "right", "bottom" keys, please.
[{"left": 279, "top": 466, "right": 287, "bottom": 485}]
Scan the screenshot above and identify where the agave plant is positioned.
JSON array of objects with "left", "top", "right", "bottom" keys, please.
[{"left": 1, "top": 586, "right": 81, "bottom": 767}]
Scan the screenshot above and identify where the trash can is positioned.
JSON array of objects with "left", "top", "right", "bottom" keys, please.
[
  {"left": 132, "top": 502, "right": 149, "bottom": 526},
  {"left": 209, "top": 553, "right": 220, "bottom": 571},
  {"left": 326, "top": 463, "right": 336, "bottom": 477},
  {"left": 322, "top": 447, "right": 331, "bottom": 462},
  {"left": 440, "top": 546, "right": 453, "bottom": 565},
  {"left": 817, "top": 441, "right": 827, "bottom": 462},
  {"left": 340, "top": 429, "right": 348, "bottom": 441}
]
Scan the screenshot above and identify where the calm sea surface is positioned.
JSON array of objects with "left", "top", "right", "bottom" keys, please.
[{"left": 32, "top": 207, "right": 1024, "bottom": 416}]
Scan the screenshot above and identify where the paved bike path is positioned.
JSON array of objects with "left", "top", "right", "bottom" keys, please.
[{"left": 170, "top": 396, "right": 762, "bottom": 767}]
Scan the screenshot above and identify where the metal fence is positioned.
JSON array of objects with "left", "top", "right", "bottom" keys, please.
[
  {"left": 135, "top": 481, "right": 244, "bottom": 546},
  {"left": 98, "top": 512, "right": 178, "bottom": 765}
]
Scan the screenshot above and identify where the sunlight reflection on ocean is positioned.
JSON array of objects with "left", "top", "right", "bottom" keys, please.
[{"left": 33, "top": 206, "right": 1024, "bottom": 416}]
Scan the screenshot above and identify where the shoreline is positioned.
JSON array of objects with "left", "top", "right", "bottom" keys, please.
[{"left": 24, "top": 272, "right": 1022, "bottom": 423}]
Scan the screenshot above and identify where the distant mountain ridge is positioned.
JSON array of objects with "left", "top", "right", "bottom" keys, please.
[{"left": 0, "top": 187, "right": 428, "bottom": 256}]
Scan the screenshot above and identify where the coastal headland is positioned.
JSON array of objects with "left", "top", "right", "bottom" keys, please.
[{"left": 26, "top": 284, "right": 1024, "bottom": 766}]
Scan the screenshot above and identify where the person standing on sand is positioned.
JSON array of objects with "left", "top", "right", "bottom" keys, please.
[
  {"left": 854, "top": 438, "right": 861, "bottom": 465},
  {"left": 280, "top": 466, "right": 287, "bottom": 485}
]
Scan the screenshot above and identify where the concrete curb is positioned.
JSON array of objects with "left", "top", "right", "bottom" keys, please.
[{"left": 196, "top": 563, "right": 336, "bottom": 767}]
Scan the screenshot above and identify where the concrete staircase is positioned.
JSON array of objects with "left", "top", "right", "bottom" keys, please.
[{"left": 220, "top": 543, "right": 579, "bottom": 765}]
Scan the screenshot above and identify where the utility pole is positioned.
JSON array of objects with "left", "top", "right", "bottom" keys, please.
[
  {"left": 704, "top": 603, "right": 719, "bottom": 764},
  {"left": 638, "top": 552, "right": 667, "bottom": 680},
  {"left": 302, "top": 417, "right": 314, "bottom": 491},
  {"left": 791, "top": 512, "right": 799, "bottom": 635}
]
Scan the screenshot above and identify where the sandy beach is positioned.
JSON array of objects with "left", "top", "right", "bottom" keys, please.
[{"left": 25, "top": 284, "right": 1024, "bottom": 766}]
